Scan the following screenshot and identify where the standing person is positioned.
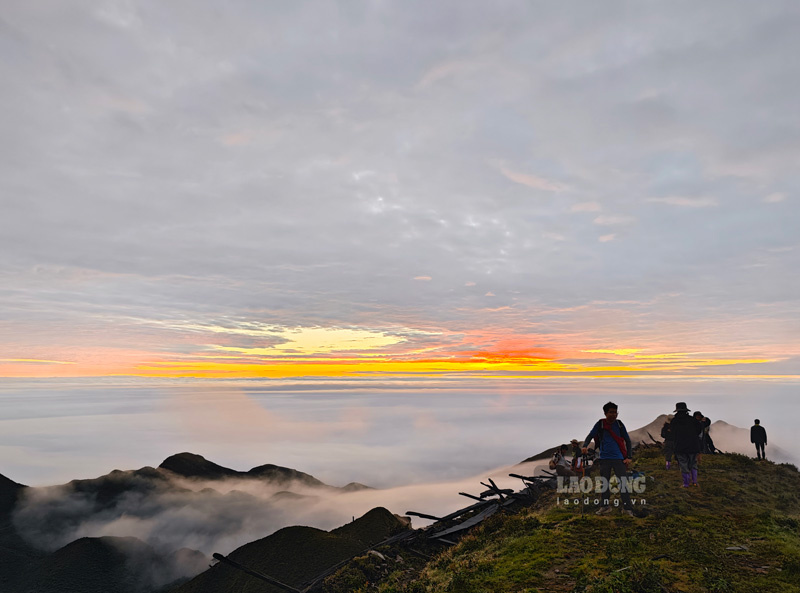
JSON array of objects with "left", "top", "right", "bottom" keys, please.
[
  {"left": 671, "top": 402, "right": 703, "bottom": 487},
  {"left": 751, "top": 419, "right": 768, "bottom": 460},
  {"left": 694, "top": 412, "right": 712, "bottom": 455},
  {"left": 581, "top": 401, "right": 636, "bottom": 516},
  {"left": 661, "top": 415, "right": 675, "bottom": 469},
  {"left": 550, "top": 444, "right": 577, "bottom": 477},
  {"left": 570, "top": 439, "right": 584, "bottom": 474}
]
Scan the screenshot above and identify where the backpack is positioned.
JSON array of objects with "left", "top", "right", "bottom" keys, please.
[{"left": 594, "top": 419, "right": 626, "bottom": 452}]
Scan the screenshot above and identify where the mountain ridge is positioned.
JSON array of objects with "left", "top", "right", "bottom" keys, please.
[{"left": 1, "top": 454, "right": 386, "bottom": 593}]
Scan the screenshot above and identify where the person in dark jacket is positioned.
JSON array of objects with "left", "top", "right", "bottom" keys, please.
[
  {"left": 581, "top": 401, "right": 636, "bottom": 516},
  {"left": 661, "top": 415, "right": 675, "bottom": 469},
  {"left": 670, "top": 402, "right": 703, "bottom": 487},
  {"left": 694, "top": 411, "right": 714, "bottom": 454},
  {"left": 751, "top": 419, "right": 767, "bottom": 460}
]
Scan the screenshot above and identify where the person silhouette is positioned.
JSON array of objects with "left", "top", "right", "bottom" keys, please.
[{"left": 751, "top": 419, "right": 767, "bottom": 460}]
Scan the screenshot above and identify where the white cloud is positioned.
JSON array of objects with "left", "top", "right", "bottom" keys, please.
[
  {"left": 764, "top": 192, "right": 787, "bottom": 203},
  {"left": 646, "top": 196, "right": 718, "bottom": 208},
  {"left": 495, "top": 162, "right": 567, "bottom": 192},
  {"left": 593, "top": 215, "right": 635, "bottom": 226},
  {"left": 571, "top": 202, "right": 602, "bottom": 212}
]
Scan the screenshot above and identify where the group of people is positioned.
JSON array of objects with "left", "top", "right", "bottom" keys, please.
[
  {"left": 547, "top": 401, "right": 772, "bottom": 517},
  {"left": 548, "top": 440, "right": 596, "bottom": 478},
  {"left": 659, "top": 402, "right": 708, "bottom": 488},
  {"left": 661, "top": 409, "right": 770, "bottom": 469}
]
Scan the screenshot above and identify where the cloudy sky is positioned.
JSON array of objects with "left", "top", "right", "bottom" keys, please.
[{"left": 2, "top": 1, "right": 799, "bottom": 385}]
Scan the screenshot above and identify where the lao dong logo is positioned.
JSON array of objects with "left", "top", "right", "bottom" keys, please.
[{"left": 556, "top": 475, "right": 647, "bottom": 507}]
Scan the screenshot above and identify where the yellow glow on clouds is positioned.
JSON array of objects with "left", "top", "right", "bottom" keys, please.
[
  {"left": 216, "top": 326, "right": 406, "bottom": 356},
  {"left": 0, "top": 319, "right": 783, "bottom": 381},
  {"left": 583, "top": 349, "right": 642, "bottom": 356}
]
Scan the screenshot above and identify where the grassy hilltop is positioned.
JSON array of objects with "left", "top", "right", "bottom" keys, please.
[{"left": 321, "top": 449, "right": 800, "bottom": 593}]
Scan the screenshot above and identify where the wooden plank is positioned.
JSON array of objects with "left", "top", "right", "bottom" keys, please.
[
  {"left": 429, "top": 504, "right": 499, "bottom": 540},
  {"left": 438, "top": 500, "right": 492, "bottom": 522},
  {"left": 405, "top": 511, "right": 441, "bottom": 521},
  {"left": 458, "top": 491, "right": 483, "bottom": 501}
]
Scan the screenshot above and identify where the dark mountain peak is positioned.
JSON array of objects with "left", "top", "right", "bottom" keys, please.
[
  {"left": 65, "top": 465, "right": 176, "bottom": 509},
  {"left": 269, "top": 490, "right": 316, "bottom": 503},
  {"left": 171, "top": 507, "right": 411, "bottom": 593},
  {"left": 0, "top": 472, "right": 25, "bottom": 492},
  {"left": 158, "top": 453, "right": 239, "bottom": 480},
  {"left": 332, "top": 506, "right": 409, "bottom": 545},
  {"left": 246, "top": 463, "right": 326, "bottom": 487},
  {"left": 0, "top": 472, "right": 26, "bottom": 518},
  {"left": 29, "top": 536, "right": 150, "bottom": 593},
  {"left": 341, "top": 482, "right": 373, "bottom": 492},
  {"left": 28, "top": 536, "right": 206, "bottom": 593}
]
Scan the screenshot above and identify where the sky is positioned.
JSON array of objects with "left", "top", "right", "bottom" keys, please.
[
  {"left": 3, "top": 4, "right": 800, "bottom": 577},
  {"left": 2, "top": 4, "right": 799, "bottom": 387}
]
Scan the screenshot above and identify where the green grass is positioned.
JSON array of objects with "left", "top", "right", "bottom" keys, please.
[{"left": 322, "top": 449, "right": 800, "bottom": 593}]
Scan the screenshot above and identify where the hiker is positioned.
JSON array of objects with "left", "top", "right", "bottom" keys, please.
[
  {"left": 671, "top": 402, "right": 703, "bottom": 487},
  {"left": 550, "top": 444, "right": 577, "bottom": 477},
  {"left": 570, "top": 439, "right": 595, "bottom": 475},
  {"left": 570, "top": 440, "right": 582, "bottom": 472},
  {"left": 694, "top": 411, "right": 713, "bottom": 455},
  {"left": 751, "top": 419, "right": 768, "bottom": 460},
  {"left": 581, "top": 401, "right": 636, "bottom": 516},
  {"left": 661, "top": 415, "right": 675, "bottom": 469}
]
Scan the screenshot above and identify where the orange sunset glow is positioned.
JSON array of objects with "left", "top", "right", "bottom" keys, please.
[{"left": 1, "top": 323, "right": 787, "bottom": 381}]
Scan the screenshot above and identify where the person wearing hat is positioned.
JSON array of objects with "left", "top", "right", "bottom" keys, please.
[
  {"left": 670, "top": 402, "right": 703, "bottom": 487},
  {"left": 751, "top": 419, "right": 768, "bottom": 460}
]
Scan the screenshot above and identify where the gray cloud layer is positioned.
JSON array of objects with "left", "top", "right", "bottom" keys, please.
[{"left": 1, "top": 1, "right": 798, "bottom": 348}]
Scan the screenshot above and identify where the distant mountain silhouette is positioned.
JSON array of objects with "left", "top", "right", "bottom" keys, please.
[
  {"left": 171, "top": 507, "right": 409, "bottom": 593},
  {"left": 67, "top": 466, "right": 180, "bottom": 511},
  {"left": 246, "top": 463, "right": 326, "bottom": 487},
  {"left": 159, "top": 453, "right": 362, "bottom": 492},
  {"left": 0, "top": 473, "right": 25, "bottom": 518},
  {"left": 1, "top": 454, "right": 381, "bottom": 593},
  {"left": 159, "top": 453, "right": 242, "bottom": 480},
  {"left": 341, "top": 481, "right": 373, "bottom": 492},
  {"left": 25, "top": 535, "right": 207, "bottom": 593},
  {"left": 267, "top": 490, "right": 317, "bottom": 504},
  {"left": 0, "top": 473, "right": 40, "bottom": 591},
  {"left": 627, "top": 414, "right": 670, "bottom": 445}
]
